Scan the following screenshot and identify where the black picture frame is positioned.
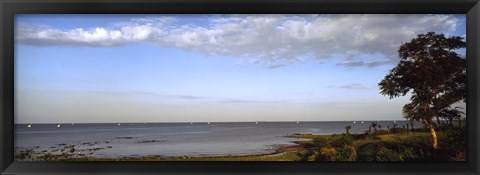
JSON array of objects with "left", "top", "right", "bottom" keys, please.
[{"left": 1, "top": 0, "right": 479, "bottom": 174}]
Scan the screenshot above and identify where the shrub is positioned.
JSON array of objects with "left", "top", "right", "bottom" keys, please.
[
  {"left": 351, "top": 133, "right": 368, "bottom": 140},
  {"left": 329, "top": 134, "right": 354, "bottom": 148},
  {"left": 333, "top": 145, "right": 357, "bottom": 161},
  {"left": 398, "top": 145, "right": 417, "bottom": 160},
  {"left": 296, "top": 150, "right": 313, "bottom": 161},
  {"left": 312, "top": 137, "right": 329, "bottom": 148},
  {"left": 314, "top": 147, "right": 336, "bottom": 161},
  {"left": 356, "top": 143, "right": 378, "bottom": 161},
  {"left": 376, "top": 147, "right": 403, "bottom": 161},
  {"left": 389, "top": 128, "right": 408, "bottom": 134},
  {"left": 444, "top": 126, "right": 466, "bottom": 152}
]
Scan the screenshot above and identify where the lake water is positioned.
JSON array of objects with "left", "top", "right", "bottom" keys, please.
[{"left": 15, "top": 121, "right": 421, "bottom": 158}]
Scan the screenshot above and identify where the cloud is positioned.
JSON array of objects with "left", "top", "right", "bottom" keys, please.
[
  {"left": 16, "top": 21, "right": 165, "bottom": 47},
  {"left": 83, "top": 90, "right": 280, "bottom": 104},
  {"left": 328, "top": 83, "right": 368, "bottom": 90},
  {"left": 336, "top": 59, "right": 395, "bottom": 68},
  {"left": 337, "top": 60, "right": 366, "bottom": 67},
  {"left": 83, "top": 90, "right": 209, "bottom": 100},
  {"left": 267, "top": 64, "right": 287, "bottom": 69},
  {"left": 168, "top": 95, "right": 208, "bottom": 100},
  {"left": 16, "top": 14, "right": 462, "bottom": 67},
  {"left": 220, "top": 99, "right": 283, "bottom": 104}
]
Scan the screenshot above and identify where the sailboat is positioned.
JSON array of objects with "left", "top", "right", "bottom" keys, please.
[
  {"left": 57, "top": 124, "right": 61, "bottom": 128},
  {"left": 207, "top": 122, "right": 210, "bottom": 125},
  {"left": 27, "top": 124, "right": 32, "bottom": 128},
  {"left": 353, "top": 121, "right": 356, "bottom": 124},
  {"left": 296, "top": 121, "right": 300, "bottom": 124}
]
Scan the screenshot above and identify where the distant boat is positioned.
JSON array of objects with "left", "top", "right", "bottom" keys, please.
[
  {"left": 353, "top": 121, "right": 356, "bottom": 124},
  {"left": 393, "top": 121, "right": 396, "bottom": 123},
  {"left": 57, "top": 124, "right": 61, "bottom": 128},
  {"left": 361, "top": 121, "right": 364, "bottom": 124},
  {"left": 27, "top": 124, "right": 32, "bottom": 128},
  {"left": 207, "top": 122, "right": 210, "bottom": 125},
  {"left": 190, "top": 122, "right": 193, "bottom": 125},
  {"left": 296, "top": 122, "right": 300, "bottom": 124},
  {"left": 118, "top": 123, "right": 121, "bottom": 126},
  {"left": 255, "top": 122, "right": 258, "bottom": 124}
]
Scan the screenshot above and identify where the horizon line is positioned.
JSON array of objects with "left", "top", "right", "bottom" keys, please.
[{"left": 15, "top": 119, "right": 409, "bottom": 125}]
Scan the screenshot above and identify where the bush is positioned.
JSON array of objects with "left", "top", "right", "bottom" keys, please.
[
  {"left": 356, "top": 143, "right": 378, "bottom": 161},
  {"left": 443, "top": 126, "right": 466, "bottom": 152},
  {"left": 312, "top": 134, "right": 356, "bottom": 161},
  {"left": 398, "top": 145, "right": 417, "bottom": 160},
  {"left": 333, "top": 145, "right": 357, "bottom": 161},
  {"left": 375, "top": 145, "right": 423, "bottom": 161},
  {"left": 350, "top": 133, "right": 368, "bottom": 140},
  {"left": 376, "top": 147, "right": 403, "bottom": 161},
  {"left": 312, "top": 137, "right": 329, "bottom": 148},
  {"left": 329, "top": 134, "right": 354, "bottom": 148},
  {"left": 296, "top": 150, "right": 313, "bottom": 161},
  {"left": 389, "top": 128, "right": 409, "bottom": 134},
  {"left": 314, "top": 147, "right": 336, "bottom": 161}
]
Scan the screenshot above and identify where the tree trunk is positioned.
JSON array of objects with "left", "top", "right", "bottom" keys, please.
[
  {"left": 428, "top": 121, "right": 439, "bottom": 150},
  {"left": 422, "top": 102, "right": 438, "bottom": 149}
]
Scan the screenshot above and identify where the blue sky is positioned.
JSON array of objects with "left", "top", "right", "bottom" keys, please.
[{"left": 14, "top": 14, "right": 466, "bottom": 123}]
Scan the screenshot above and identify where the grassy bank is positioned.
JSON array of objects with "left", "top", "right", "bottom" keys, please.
[
  {"left": 289, "top": 127, "right": 466, "bottom": 161},
  {"left": 15, "top": 127, "right": 466, "bottom": 161}
]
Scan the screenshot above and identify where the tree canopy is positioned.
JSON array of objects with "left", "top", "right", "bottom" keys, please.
[{"left": 378, "top": 32, "right": 466, "bottom": 149}]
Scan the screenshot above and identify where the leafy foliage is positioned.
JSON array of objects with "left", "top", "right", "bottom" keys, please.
[
  {"left": 378, "top": 32, "right": 466, "bottom": 149},
  {"left": 376, "top": 147, "right": 403, "bottom": 161},
  {"left": 379, "top": 32, "right": 466, "bottom": 123}
]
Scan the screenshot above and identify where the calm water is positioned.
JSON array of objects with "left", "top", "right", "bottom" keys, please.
[{"left": 15, "top": 121, "right": 421, "bottom": 158}]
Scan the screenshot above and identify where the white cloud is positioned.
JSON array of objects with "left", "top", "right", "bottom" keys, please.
[
  {"left": 15, "top": 14, "right": 462, "bottom": 67},
  {"left": 327, "top": 83, "right": 368, "bottom": 90}
]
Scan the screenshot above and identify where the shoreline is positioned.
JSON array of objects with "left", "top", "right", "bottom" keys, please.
[
  {"left": 15, "top": 133, "right": 311, "bottom": 161},
  {"left": 15, "top": 129, "right": 466, "bottom": 161}
]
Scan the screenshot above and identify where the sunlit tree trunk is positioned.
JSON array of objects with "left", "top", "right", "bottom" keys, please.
[
  {"left": 427, "top": 119, "right": 439, "bottom": 150},
  {"left": 423, "top": 103, "right": 438, "bottom": 150}
]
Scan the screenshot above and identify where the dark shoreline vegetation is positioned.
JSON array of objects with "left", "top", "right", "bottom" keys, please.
[{"left": 15, "top": 123, "right": 466, "bottom": 161}]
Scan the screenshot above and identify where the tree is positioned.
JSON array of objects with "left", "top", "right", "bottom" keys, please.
[
  {"left": 370, "top": 122, "right": 378, "bottom": 132},
  {"left": 438, "top": 106, "right": 465, "bottom": 127},
  {"left": 345, "top": 125, "right": 351, "bottom": 135},
  {"left": 379, "top": 32, "right": 466, "bottom": 150}
]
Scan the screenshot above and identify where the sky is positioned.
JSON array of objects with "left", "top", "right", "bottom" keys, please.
[{"left": 14, "top": 14, "right": 466, "bottom": 124}]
